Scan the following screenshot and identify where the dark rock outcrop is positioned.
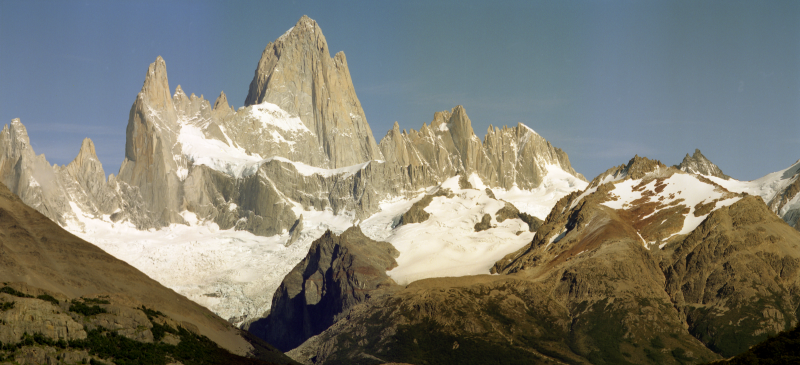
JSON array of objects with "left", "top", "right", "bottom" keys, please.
[
  {"left": 473, "top": 213, "right": 492, "bottom": 232},
  {"left": 396, "top": 188, "right": 453, "bottom": 226},
  {"left": 248, "top": 227, "right": 399, "bottom": 352},
  {"left": 495, "top": 201, "right": 543, "bottom": 232}
]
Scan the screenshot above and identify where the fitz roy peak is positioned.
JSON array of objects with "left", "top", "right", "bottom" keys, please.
[
  {"left": 3, "top": 15, "right": 584, "bottom": 238},
  {"left": 245, "top": 15, "right": 382, "bottom": 169}
]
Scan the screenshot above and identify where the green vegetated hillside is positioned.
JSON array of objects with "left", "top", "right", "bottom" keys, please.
[
  {"left": 0, "top": 182, "right": 296, "bottom": 365},
  {"left": 283, "top": 157, "right": 800, "bottom": 365}
]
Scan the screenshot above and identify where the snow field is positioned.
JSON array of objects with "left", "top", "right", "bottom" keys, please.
[
  {"left": 177, "top": 122, "right": 265, "bottom": 178},
  {"left": 361, "top": 176, "right": 533, "bottom": 285},
  {"left": 248, "top": 102, "right": 310, "bottom": 133},
  {"left": 360, "top": 168, "right": 585, "bottom": 285},
  {"left": 708, "top": 160, "right": 800, "bottom": 217},
  {"left": 66, "top": 203, "right": 355, "bottom": 328},
  {"left": 491, "top": 165, "right": 588, "bottom": 219}
]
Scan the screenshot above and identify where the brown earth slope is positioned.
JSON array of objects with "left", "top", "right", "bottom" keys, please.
[{"left": 0, "top": 181, "right": 295, "bottom": 364}]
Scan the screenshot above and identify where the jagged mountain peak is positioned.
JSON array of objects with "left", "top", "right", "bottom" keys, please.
[
  {"left": 140, "top": 56, "right": 172, "bottom": 110},
  {"left": 430, "top": 109, "right": 452, "bottom": 131},
  {"left": 244, "top": 16, "right": 330, "bottom": 108},
  {"left": 213, "top": 91, "right": 230, "bottom": 111},
  {"left": 625, "top": 154, "right": 668, "bottom": 179},
  {"left": 74, "top": 138, "right": 98, "bottom": 161},
  {"left": 447, "top": 105, "right": 475, "bottom": 135},
  {"left": 7, "top": 118, "right": 30, "bottom": 146},
  {"left": 66, "top": 137, "right": 103, "bottom": 178},
  {"left": 587, "top": 155, "right": 671, "bottom": 189},
  {"left": 276, "top": 15, "right": 320, "bottom": 43},
  {"left": 675, "top": 148, "right": 730, "bottom": 179},
  {"left": 173, "top": 84, "right": 186, "bottom": 99},
  {"left": 379, "top": 104, "right": 585, "bottom": 190},
  {"left": 243, "top": 15, "right": 382, "bottom": 168}
]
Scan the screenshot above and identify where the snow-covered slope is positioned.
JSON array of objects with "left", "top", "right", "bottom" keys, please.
[
  {"left": 707, "top": 159, "right": 800, "bottom": 228},
  {"left": 175, "top": 101, "right": 375, "bottom": 180},
  {"left": 65, "top": 163, "right": 585, "bottom": 325},
  {"left": 601, "top": 172, "right": 742, "bottom": 248},
  {"left": 360, "top": 167, "right": 586, "bottom": 285},
  {"left": 66, "top": 202, "right": 356, "bottom": 327},
  {"left": 558, "top": 156, "right": 745, "bottom": 251}
]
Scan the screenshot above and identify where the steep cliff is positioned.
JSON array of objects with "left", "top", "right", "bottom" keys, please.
[{"left": 244, "top": 15, "right": 383, "bottom": 168}]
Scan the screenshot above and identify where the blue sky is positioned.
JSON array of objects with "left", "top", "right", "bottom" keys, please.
[{"left": 1, "top": 0, "right": 798, "bottom": 180}]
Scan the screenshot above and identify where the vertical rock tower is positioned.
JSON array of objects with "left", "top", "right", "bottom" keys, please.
[
  {"left": 117, "top": 56, "right": 185, "bottom": 226},
  {"left": 245, "top": 15, "right": 383, "bottom": 168}
]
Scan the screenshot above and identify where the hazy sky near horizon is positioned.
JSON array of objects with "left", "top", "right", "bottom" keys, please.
[{"left": 1, "top": 1, "right": 798, "bottom": 181}]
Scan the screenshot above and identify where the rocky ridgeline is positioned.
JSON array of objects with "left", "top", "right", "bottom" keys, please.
[
  {"left": 380, "top": 107, "right": 584, "bottom": 190},
  {"left": 675, "top": 148, "right": 731, "bottom": 179},
  {"left": 0, "top": 120, "right": 145, "bottom": 230},
  {"left": 1, "top": 15, "right": 585, "bottom": 238}
]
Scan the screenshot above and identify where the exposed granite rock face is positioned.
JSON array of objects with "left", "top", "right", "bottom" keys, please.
[
  {"left": 244, "top": 15, "right": 382, "bottom": 168},
  {"left": 379, "top": 106, "right": 585, "bottom": 191},
  {"left": 675, "top": 148, "right": 730, "bottom": 179},
  {"left": 213, "top": 91, "right": 234, "bottom": 117},
  {"left": 484, "top": 122, "right": 585, "bottom": 188},
  {"left": 61, "top": 138, "right": 120, "bottom": 217},
  {"left": 216, "top": 102, "right": 329, "bottom": 168},
  {"left": 0, "top": 119, "right": 75, "bottom": 226},
  {"left": 0, "top": 120, "right": 125, "bottom": 229},
  {"left": 249, "top": 227, "right": 399, "bottom": 352},
  {"left": 116, "top": 56, "right": 186, "bottom": 228},
  {"left": 286, "top": 215, "right": 304, "bottom": 247},
  {"left": 1, "top": 16, "right": 586, "bottom": 242}
]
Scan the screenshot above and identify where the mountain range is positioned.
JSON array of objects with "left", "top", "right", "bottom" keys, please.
[{"left": 1, "top": 15, "right": 799, "bottom": 364}]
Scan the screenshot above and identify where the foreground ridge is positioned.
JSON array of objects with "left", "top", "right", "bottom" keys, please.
[{"left": 0, "top": 180, "right": 294, "bottom": 364}]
